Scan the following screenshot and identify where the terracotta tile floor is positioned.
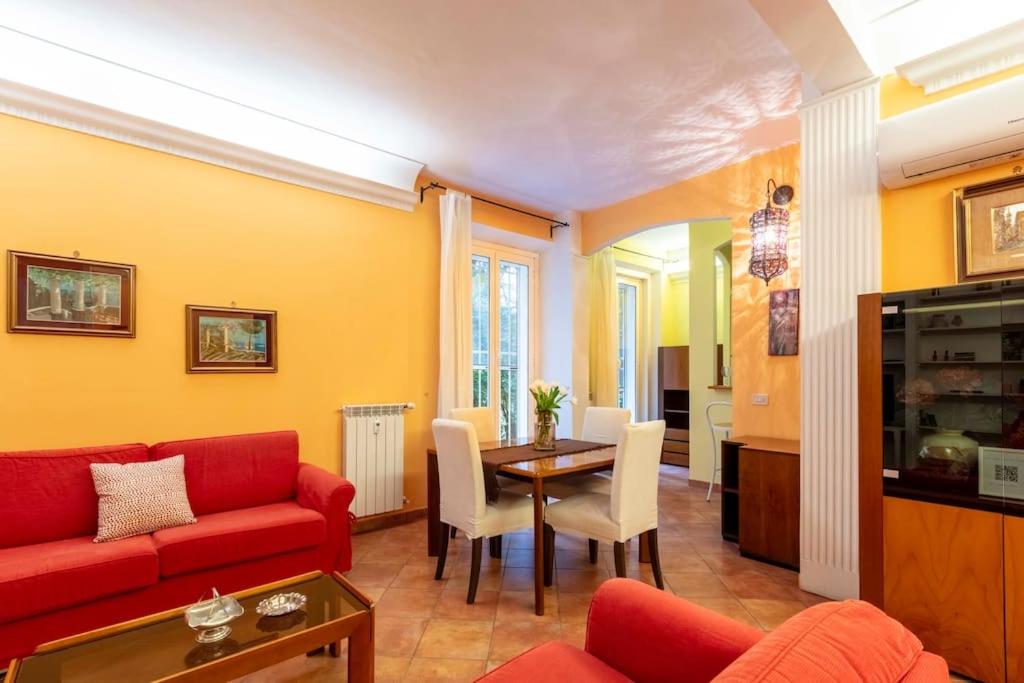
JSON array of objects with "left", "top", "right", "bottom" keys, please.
[{"left": 237, "top": 466, "right": 828, "bottom": 682}]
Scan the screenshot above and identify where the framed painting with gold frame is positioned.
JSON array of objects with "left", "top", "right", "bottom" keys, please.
[
  {"left": 186, "top": 305, "right": 277, "bottom": 373},
  {"left": 7, "top": 250, "right": 136, "bottom": 337},
  {"left": 955, "top": 175, "right": 1024, "bottom": 283}
]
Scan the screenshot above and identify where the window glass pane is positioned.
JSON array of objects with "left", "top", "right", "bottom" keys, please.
[
  {"left": 499, "top": 260, "right": 530, "bottom": 440},
  {"left": 618, "top": 284, "right": 627, "bottom": 409},
  {"left": 618, "top": 281, "right": 638, "bottom": 416},
  {"left": 471, "top": 255, "right": 490, "bottom": 408}
]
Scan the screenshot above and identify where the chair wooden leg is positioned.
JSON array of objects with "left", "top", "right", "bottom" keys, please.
[
  {"left": 450, "top": 526, "right": 457, "bottom": 539},
  {"left": 613, "top": 541, "right": 627, "bottom": 578},
  {"left": 435, "top": 522, "right": 450, "bottom": 580},
  {"left": 647, "top": 529, "right": 665, "bottom": 590},
  {"left": 466, "top": 537, "right": 483, "bottom": 604},
  {"left": 588, "top": 539, "right": 598, "bottom": 564},
  {"left": 543, "top": 523, "right": 555, "bottom": 587},
  {"left": 489, "top": 535, "right": 503, "bottom": 559}
]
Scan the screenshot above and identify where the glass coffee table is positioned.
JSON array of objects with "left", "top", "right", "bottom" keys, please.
[{"left": 3, "top": 572, "right": 374, "bottom": 683}]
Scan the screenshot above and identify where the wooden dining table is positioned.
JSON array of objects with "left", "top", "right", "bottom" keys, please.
[{"left": 426, "top": 437, "right": 645, "bottom": 616}]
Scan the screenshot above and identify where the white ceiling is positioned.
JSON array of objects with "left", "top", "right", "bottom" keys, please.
[
  {"left": 615, "top": 223, "right": 689, "bottom": 268},
  {"left": 0, "top": 0, "right": 801, "bottom": 212}
]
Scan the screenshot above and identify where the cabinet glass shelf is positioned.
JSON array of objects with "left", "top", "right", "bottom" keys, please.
[{"left": 880, "top": 280, "right": 1024, "bottom": 514}]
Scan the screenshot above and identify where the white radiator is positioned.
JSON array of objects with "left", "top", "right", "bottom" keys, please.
[{"left": 342, "top": 402, "right": 413, "bottom": 517}]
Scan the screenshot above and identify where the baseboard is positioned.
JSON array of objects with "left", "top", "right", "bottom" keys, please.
[
  {"left": 353, "top": 506, "right": 426, "bottom": 534},
  {"left": 799, "top": 558, "right": 859, "bottom": 600}
]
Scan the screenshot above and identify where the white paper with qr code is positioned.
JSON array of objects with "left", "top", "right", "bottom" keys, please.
[{"left": 979, "top": 447, "right": 1024, "bottom": 500}]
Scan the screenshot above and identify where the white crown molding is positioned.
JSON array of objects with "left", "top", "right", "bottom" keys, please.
[
  {"left": 0, "top": 78, "right": 422, "bottom": 211},
  {"left": 896, "top": 19, "right": 1024, "bottom": 95}
]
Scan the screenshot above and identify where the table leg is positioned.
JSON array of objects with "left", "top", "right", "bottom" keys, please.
[
  {"left": 639, "top": 532, "right": 651, "bottom": 563},
  {"left": 347, "top": 611, "right": 374, "bottom": 683},
  {"left": 427, "top": 450, "right": 439, "bottom": 557},
  {"left": 533, "top": 478, "right": 545, "bottom": 616}
]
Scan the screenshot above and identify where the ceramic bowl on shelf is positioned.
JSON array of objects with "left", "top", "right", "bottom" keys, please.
[{"left": 918, "top": 429, "right": 979, "bottom": 464}]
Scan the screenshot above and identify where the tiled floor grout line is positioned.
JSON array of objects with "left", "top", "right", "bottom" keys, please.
[{"left": 320, "top": 467, "right": 826, "bottom": 682}]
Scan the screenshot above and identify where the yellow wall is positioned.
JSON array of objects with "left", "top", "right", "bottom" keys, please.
[
  {"left": 0, "top": 114, "right": 542, "bottom": 510},
  {"left": 688, "top": 221, "right": 733, "bottom": 482},
  {"left": 660, "top": 275, "right": 689, "bottom": 347},
  {"left": 582, "top": 144, "right": 801, "bottom": 442},
  {"left": 881, "top": 70, "right": 1024, "bottom": 292}
]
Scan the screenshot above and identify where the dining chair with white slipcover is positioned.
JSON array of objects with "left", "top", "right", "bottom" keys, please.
[
  {"left": 543, "top": 406, "right": 631, "bottom": 562},
  {"left": 450, "top": 406, "right": 497, "bottom": 443},
  {"left": 448, "top": 407, "right": 530, "bottom": 546},
  {"left": 431, "top": 419, "right": 534, "bottom": 603},
  {"left": 543, "top": 420, "right": 667, "bottom": 590}
]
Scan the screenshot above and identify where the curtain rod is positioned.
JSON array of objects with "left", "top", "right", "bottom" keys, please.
[
  {"left": 612, "top": 245, "right": 679, "bottom": 263},
  {"left": 419, "top": 181, "right": 569, "bottom": 237}
]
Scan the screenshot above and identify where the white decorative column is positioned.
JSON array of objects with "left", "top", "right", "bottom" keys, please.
[{"left": 799, "top": 78, "right": 880, "bottom": 599}]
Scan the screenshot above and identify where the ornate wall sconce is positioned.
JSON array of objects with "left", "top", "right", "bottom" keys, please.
[{"left": 748, "top": 178, "right": 794, "bottom": 285}]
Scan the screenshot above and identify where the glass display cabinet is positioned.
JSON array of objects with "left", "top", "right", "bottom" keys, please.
[
  {"left": 860, "top": 278, "right": 1024, "bottom": 683},
  {"left": 881, "top": 279, "right": 1024, "bottom": 510}
]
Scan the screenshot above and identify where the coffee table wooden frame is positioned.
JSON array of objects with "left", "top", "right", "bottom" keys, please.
[{"left": 3, "top": 571, "right": 374, "bottom": 683}]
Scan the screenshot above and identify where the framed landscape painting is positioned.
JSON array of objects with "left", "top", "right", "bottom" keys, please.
[
  {"left": 955, "top": 175, "right": 1024, "bottom": 283},
  {"left": 186, "top": 305, "right": 277, "bottom": 373},
  {"left": 7, "top": 250, "right": 135, "bottom": 337}
]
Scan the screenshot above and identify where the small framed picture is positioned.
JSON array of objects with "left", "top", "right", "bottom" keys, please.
[
  {"left": 186, "top": 305, "right": 277, "bottom": 373},
  {"left": 955, "top": 175, "right": 1024, "bottom": 283},
  {"left": 978, "top": 446, "right": 1024, "bottom": 501},
  {"left": 7, "top": 250, "right": 136, "bottom": 337},
  {"left": 768, "top": 288, "right": 799, "bottom": 356}
]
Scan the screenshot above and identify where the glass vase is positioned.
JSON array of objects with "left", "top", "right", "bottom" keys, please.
[{"left": 534, "top": 411, "right": 556, "bottom": 451}]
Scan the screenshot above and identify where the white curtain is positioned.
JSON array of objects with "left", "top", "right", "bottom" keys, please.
[
  {"left": 438, "top": 190, "right": 473, "bottom": 419},
  {"left": 589, "top": 248, "right": 619, "bottom": 407}
]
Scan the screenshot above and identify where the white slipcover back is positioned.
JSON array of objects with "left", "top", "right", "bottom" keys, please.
[
  {"left": 450, "top": 406, "right": 497, "bottom": 443},
  {"left": 610, "top": 420, "right": 666, "bottom": 532},
  {"left": 432, "top": 419, "right": 487, "bottom": 534},
  {"left": 581, "top": 407, "right": 631, "bottom": 444}
]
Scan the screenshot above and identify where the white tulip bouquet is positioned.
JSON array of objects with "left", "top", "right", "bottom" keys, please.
[{"left": 528, "top": 380, "right": 577, "bottom": 450}]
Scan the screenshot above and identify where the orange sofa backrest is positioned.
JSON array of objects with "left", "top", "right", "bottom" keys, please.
[{"left": 713, "top": 599, "right": 946, "bottom": 681}]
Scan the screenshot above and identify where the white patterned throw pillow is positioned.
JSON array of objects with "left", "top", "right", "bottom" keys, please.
[{"left": 91, "top": 454, "right": 196, "bottom": 542}]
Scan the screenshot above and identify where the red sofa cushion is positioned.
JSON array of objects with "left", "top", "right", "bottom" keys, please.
[
  {"left": 587, "top": 578, "right": 763, "bottom": 682},
  {"left": 153, "top": 501, "right": 326, "bottom": 577},
  {"left": 0, "top": 443, "right": 149, "bottom": 548},
  {"left": 149, "top": 431, "right": 299, "bottom": 515},
  {"left": 713, "top": 600, "right": 932, "bottom": 681},
  {"left": 482, "top": 642, "right": 630, "bottom": 682},
  {"left": 0, "top": 535, "right": 158, "bottom": 624}
]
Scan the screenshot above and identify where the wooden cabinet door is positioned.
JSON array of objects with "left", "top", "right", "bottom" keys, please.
[
  {"left": 1006, "top": 515, "right": 1024, "bottom": 682},
  {"left": 738, "top": 449, "right": 799, "bottom": 568},
  {"left": 883, "top": 497, "right": 1004, "bottom": 682}
]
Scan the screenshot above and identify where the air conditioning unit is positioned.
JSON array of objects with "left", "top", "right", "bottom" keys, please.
[{"left": 878, "top": 75, "right": 1024, "bottom": 189}]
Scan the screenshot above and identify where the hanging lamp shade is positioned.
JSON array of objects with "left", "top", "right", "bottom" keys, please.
[{"left": 748, "top": 179, "right": 793, "bottom": 285}]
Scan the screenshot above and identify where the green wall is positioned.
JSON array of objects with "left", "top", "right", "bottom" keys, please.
[{"left": 688, "top": 220, "right": 733, "bottom": 484}]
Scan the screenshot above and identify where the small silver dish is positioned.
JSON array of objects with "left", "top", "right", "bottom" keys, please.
[
  {"left": 256, "top": 592, "right": 307, "bottom": 617},
  {"left": 185, "top": 588, "right": 244, "bottom": 643}
]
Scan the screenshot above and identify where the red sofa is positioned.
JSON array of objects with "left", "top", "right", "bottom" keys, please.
[
  {"left": 0, "top": 431, "right": 355, "bottom": 668},
  {"left": 481, "top": 579, "right": 948, "bottom": 682}
]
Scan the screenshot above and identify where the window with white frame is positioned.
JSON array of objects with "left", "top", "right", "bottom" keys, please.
[{"left": 471, "top": 242, "right": 538, "bottom": 440}]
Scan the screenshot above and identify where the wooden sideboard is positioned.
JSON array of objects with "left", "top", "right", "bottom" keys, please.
[{"left": 721, "top": 435, "right": 800, "bottom": 569}]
